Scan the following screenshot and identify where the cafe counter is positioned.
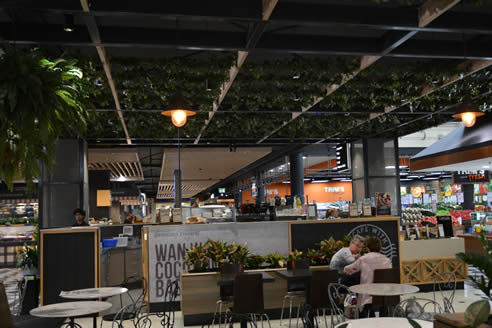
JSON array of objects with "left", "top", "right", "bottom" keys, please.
[{"left": 400, "top": 238, "right": 467, "bottom": 288}]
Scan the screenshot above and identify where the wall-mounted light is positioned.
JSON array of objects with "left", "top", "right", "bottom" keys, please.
[
  {"left": 161, "top": 92, "right": 195, "bottom": 127},
  {"left": 452, "top": 102, "right": 484, "bottom": 127}
]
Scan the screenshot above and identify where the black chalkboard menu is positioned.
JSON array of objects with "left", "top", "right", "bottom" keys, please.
[
  {"left": 41, "top": 228, "right": 99, "bottom": 305},
  {"left": 289, "top": 218, "right": 400, "bottom": 267}
]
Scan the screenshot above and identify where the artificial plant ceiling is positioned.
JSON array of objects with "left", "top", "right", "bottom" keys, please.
[{"left": 82, "top": 55, "right": 491, "bottom": 143}]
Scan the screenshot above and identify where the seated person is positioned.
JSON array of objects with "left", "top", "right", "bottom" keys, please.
[
  {"left": 343, "top": 236, "right": 392, "bottom": 317},
  {"left": 330, "top": 235, "right": 364, "bottom": 286}
]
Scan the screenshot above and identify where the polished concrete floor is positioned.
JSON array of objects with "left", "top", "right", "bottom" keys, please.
[{"left": 2, "top": 267, "right": 490, "bottom": 328}]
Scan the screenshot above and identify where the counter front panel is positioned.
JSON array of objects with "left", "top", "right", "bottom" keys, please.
[{"left": 146, "top": 221, "right": 289, "bottom": 303}]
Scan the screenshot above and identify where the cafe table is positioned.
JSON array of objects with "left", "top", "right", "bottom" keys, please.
[
  {"left": 349, "top": 283, "right": 419, "bottom": 315},
  {"left": 349, "top": 283, "right": 419, "bottom": 297},
  {"left": 335, "top": 317, "right": 433, "bottom": 328},
  {"left": 59, "top": 287, "right": 128, "bottom": 328},
  {"left": 30, "top": 301, "right": 112, "bottom": 328}
]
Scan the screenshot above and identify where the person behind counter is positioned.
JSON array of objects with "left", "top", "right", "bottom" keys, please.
[
  {"left": 325, "top": 208, "right": 338, "bottom": 219},
  {"left": 124, "top": 213, "right": 134, "bottom": 224},
  {"left": 72, "top": 208, "right": 89, "bottom": 227}
]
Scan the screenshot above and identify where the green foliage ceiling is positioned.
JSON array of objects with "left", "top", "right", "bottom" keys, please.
[{"left": 78, "top": 55, "right": 491, "bottom": 141}]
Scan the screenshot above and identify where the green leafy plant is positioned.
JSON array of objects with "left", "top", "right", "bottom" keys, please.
[
  {"left": 464, "top": 299, "right": 490, "bottom": 328},
  {"left": 203, "top": 240, "right": 229, "bottom": 266},
  {"left": 17, "top": 244, "right": 38, "bottom": 269},
  {"left": 264, "top": 252, "right": 285, "bottom": 268},
  {"left": 0, "top": 48, "right": 90, "bottom": 191},
  {"left": 244, "top": 255, "right": 265, "bottom": 270},
  {"left": 456, "top": 233, "right": 492, "bottom": 299},
  {"left": 227, "top": 241, "right": 250, "bottom": 265},
  {"left": 287, "top": 249, "right": 305, "bottom": 262},
  {"left": 306, "top": 248, "right": 328, "bottom": 266},
  {"left": 184, "top": 245, "right": 209, "bottom": 272}
]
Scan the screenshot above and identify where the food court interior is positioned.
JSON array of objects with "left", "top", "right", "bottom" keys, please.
[{"left": 1, "top": 1, "right": 492, "bottom": 328}]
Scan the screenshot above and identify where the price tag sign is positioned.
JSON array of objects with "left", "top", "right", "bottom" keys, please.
[
  {"left": 349, "top": 203, "right": 358, "bottom": 217},
  {"left": 363, "top": 203, "right": 372, "bottom": 216}
]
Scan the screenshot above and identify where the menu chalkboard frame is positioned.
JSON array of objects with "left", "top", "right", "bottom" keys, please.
[
  {"left": 40, "top": 228, "right": 100, "bottom": 305},
  {"left": 289, "top": 217, "right": 401, "bottom": 268}
]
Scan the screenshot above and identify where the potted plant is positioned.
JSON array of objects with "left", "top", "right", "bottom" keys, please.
[
  {"left": 222, "top": 241, "right": 249, "bottom": 274},
  {"left": 286, "top": 249, "right": 309, "bottom": 270},
  {"left": 264, "top": 252, "right": 285, "bottom": 268},
  {"left": 184, "top": 245, "right": 209, "bottom": 273},
  {"left": 204, "top": 240, "right": 228, "bottom": 270},
  {"left": 17, "top": 244, "right": 38, "bottom": 277}
]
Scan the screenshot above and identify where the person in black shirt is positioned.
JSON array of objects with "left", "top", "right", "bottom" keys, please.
[{"left": 72, "top": 208, "right": 89, "bottom": 226}]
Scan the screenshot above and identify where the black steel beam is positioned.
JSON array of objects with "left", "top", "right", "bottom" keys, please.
[
  {"left": 2, "top": 23, "right": 492, "bottom": 59},
  {"left": 5, "top": 2, "right": 492, "bottom": 35}
]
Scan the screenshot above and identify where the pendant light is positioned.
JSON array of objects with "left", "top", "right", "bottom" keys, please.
[
  {"left": 161, "top": 92, "right": 195, "bottom": 127},
  {"left": 452, "top": 102, "right": 484, "bottom": 128}
]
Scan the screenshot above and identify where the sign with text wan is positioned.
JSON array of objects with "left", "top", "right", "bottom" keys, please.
[{"left": 147, "top": 222, "right": 289, "bottom": 303}]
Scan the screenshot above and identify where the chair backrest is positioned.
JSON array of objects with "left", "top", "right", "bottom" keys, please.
[
  {"left": 123, "top": 276, "right": 147, "bottom": 305},
  {"left": 112, "top": 301, "right": 148, "bottom": 328},
  {"left": 373, "top": 268, "right": 400, "bottom": 306},
  {"left": 160, "top": 279, "right": 179, "bottom": 328},
  {"left": 433, "top": 272, "right": 456, "bottom": 313},
  {"left": 309, "top": 270, "right": 338, "bottom": 309},
  {"left": 393, "top": 297, "right": 443, "bottom": 321},
  {"left": 233, "top": 274, "right": 264, "bottom": 314},
  {"left": 0, "top": 280, "right": 14, "bottom": 328},
  {"left": 328, "top": 283, "right": 358, "bottom": 325}
]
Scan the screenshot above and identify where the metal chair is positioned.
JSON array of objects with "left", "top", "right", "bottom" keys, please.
[
  {"left": 111, "top": 301, "right": 148, "bottom": 328},
  {"left": 155, "top": 279, "right": 180, "bottom": 328},
  {"left": 103, "top": 277, "right": 148, "bottom": 328},
  {"left": 433, "top": 272, "right": 456, "bottom": 313},
  {"left": 328, "top": 283, "right": 358, "bottom": 328},
  {"left": 280, "top": 262, "right": 310, "bottom": 327},
  {"left": 393, "top": 297, "right": 444, "bottom": 321}
]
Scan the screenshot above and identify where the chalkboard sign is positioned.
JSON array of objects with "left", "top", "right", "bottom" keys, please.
[
  {"left": 290, "top": 218, "right": 400, "bottom": 267},
  {"left": 41, "top": 228, "right": 99, "bottom": 305}
]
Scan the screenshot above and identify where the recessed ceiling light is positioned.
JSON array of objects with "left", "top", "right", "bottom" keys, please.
[
  {"left": 312, "top": 180, "right": 329, "bottom": 183},
  {"left": 385, "top": 166, "right": 395, "bottom": 169},
  {"left": 400, "top": 178, "right": 412, "bottom": 181},
  {"left": 292, "top": 74, "right": 300, "bottom": 79}
]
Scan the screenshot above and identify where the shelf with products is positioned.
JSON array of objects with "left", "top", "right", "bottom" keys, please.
[{"left": 0, "top": 200, "right": 38, "bottom": 219}]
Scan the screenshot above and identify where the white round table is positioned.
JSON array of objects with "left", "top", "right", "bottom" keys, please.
[
  {"left": 60, "top": 287, "right": 128, "bottom": 299},
  {"left": 30, "top": 301, "right": 112, "bottom": 328},
  {"left": 349, "top": 283, "right": 419, "bottom": 296},
  {"left": 335, "top": 317, "right": 433, "bottom": 328}
]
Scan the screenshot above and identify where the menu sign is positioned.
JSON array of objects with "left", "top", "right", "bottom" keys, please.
[
  {"left": 334, "top": 143, "right": 351, "bottom": 172},
  {"left": 453, "top": 170, "right": 489, "bottom": 184}
]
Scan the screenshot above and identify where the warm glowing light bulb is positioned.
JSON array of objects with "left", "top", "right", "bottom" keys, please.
[
  {"left": 461, "top": 112, "right": 476, "bottom": 127},
  {"left": 171, "top": 110, "right": 187, "bottom": 127}
]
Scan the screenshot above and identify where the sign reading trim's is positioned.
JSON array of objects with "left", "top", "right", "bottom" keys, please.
[{"left": 453, "top": 170, "right": 489, "bottom": 184}]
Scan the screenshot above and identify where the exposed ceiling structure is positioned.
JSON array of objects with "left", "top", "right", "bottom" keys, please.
[
  {"left": 87, "top": 148, "right": 144, "bottom": 181},
  {"left": 2, "top": 0, "right": 491, "bottom": 198},
  {"left": 158, "top": 148, "right": 271, "bottom": 198}
]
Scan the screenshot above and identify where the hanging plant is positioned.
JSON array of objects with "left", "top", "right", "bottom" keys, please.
[{"left": 0, "top": 48, "right": 90, "bottom": 191}]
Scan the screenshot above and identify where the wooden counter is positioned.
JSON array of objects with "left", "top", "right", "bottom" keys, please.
[
  {"left": 457, "top": 234, "right": 492, "bottom": 255},
  {"left": 400, "top": 238, "right": 467, "bottom": 286}
]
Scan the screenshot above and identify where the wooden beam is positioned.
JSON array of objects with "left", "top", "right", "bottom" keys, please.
[
  {"left": 193, "top": 0, "right": 278, "bottom": 144},
  {"left": 256, "top": 0, "right": 461, "bottom": 144},
  {"left": 79, "top": 0, "right": 131, "bottom": 145}
]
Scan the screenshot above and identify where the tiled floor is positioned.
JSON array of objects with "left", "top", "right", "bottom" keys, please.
[{"left": 2, "top": 266, "right": 490, "bottom": 328}]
